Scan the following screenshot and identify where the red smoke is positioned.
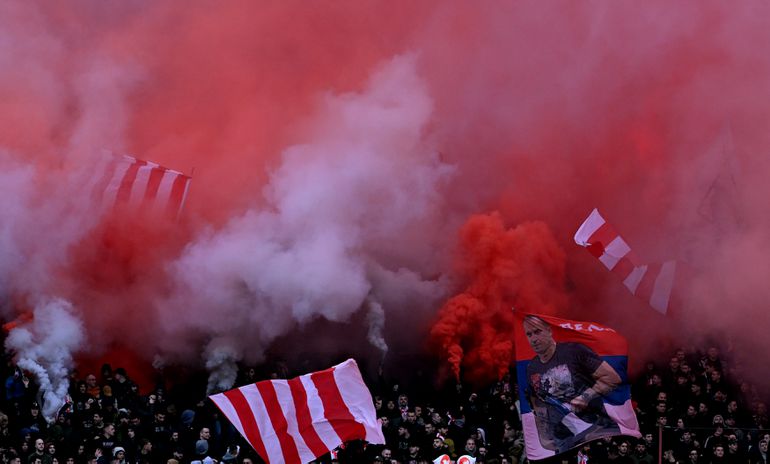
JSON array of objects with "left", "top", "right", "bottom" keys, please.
[
  {"left": 430, "top": 213, "right": 567, "bottom": 385},
  {"left": 2, "top": 1, "right": 770, "bottom": 392}
]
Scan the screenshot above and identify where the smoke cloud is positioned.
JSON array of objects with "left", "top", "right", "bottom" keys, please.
[
  {"left": 5, "top": 298, "right": 84, "bottom": 421},
  {"left": 1, "top": 1, "right": 770, "bottom": 388}
]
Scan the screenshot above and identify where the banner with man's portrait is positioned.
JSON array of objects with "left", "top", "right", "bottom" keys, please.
[{"left": 513, "top": 312, "right": 640, "bottom": 461}]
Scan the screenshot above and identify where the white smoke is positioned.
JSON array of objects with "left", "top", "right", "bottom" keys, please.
[
  {"left": 365, "top": 296, "right": 388, "bottom": 356},
  {"left": 5, "top": 298, "right": 84, "bottom": 422},
  {"left": 161, "top": 54, "right": 452, "bottom": 375},
  {"left": 204, "top": 338, "right": 242, "bottom": 393}
]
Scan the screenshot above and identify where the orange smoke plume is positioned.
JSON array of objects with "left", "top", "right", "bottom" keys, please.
[{"left": 430, "top": 212, "right": 568, "bottom": 384}]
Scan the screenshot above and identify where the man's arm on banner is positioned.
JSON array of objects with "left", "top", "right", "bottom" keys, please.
[{"left": 570, "top": 361, "right": 621, "bottom": 411}]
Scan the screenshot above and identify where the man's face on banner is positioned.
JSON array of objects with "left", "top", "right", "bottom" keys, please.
[{"left": 523, "top": 317, "right": 555, "bottom": 355}]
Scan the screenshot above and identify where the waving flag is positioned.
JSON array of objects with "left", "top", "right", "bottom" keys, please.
[
  {"left": 514, "top": 312, "right": 640, "bottom": 461},
  {"left": 93, "top": 154, "right": 192, "bottom": 220},
  {"left": 433, "top": 454, "right": 450, "bottom": 464},
  {"left": 210, "top": 359, "right": 384, "bottom": 464},
  {"left": 574, "top": 208, "right": 676, "bottom": 314}
]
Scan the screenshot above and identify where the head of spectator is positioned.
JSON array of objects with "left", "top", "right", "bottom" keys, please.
[
  {"left": 381, "top": 448, "right": 392, "bottom": 460},
  {"left": 103, "top": 423, "right": 116, "bottom": 438},
  {"left": 199, "top": 427, "right": 211, "bottom": 441},
  {"left": 33, "top": 438, "right": 45, "bottom": 455},
  {"left": 386, "top": 400, "right": 397, "bottom": 414},
  {"left": 713, "top": 444, "right": 725, "bottom": 460},
  {"left": 692, "top": 383, "right": 703, "bottom": 397},
  {"left": 114, "top": 367, "right": 127, "bottom": 383},
  {"left": 698, "top": 402, "right": 708, "bottom": 416},
  {"left": 675, "top": 417, "right": 686, "bottom": 430},
  {"left": 407, "top": 442, "right": 420, "bottom": 458},
  {"left": 687, "top": 449, "right": 699, "bottom": 463},
  {"left": 113, "top": 447, "right": 125, "bottom": 461},
  {"left": 398, "top": 394, "right": 409, "bottom": 409},
  {"left": 194, "top": 439, "right": 208, "bottom": 456},
  {"left": 669, "top": 357, "right": 680, "bottom": 372},
  {"left": 464, "top": 438, "right": 477, "bottom": 455},
  {"left": 617, "top": 441, "right": 630, "bottom": 457},
  {"left": 432, "top": 436, "right": 445, "bottom": 451}
]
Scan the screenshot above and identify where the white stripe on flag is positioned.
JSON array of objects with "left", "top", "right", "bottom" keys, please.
[
  {"left": 209, "top": 394, "right": 246, "bottom": 444},
  {"left": 623, "top": 265, "right": 648, "bottom": 294},
  {"left": 102, "top": 158, "right": 131, "bottom": 210},
  {"left": 597, "top": 236, "right": 631, "bottom": 270},
  {"left": 153, "top": 171, "right": 178, "bottom": 214},
  {"left": 574, "top": 208, "right": 605, "bottom": 246},
  {"left": 333, "top": 360, "right": 386, "bottom": 444},
  {"left": 649, "top": 261, "right": 676, "bottom": 315},
  {"left": 240, "top": 384, "right": 283, "bottom": 464},
  {"left": 299, "top": 374, "right": 342, "bottom": 452},
  {"left": 271, "top": 380, "right": 316, "bottom": 464}
]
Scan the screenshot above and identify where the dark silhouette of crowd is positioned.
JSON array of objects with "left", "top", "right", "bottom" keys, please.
[{"left": 0, "top": 344, "right": 767, "bottom": 464}]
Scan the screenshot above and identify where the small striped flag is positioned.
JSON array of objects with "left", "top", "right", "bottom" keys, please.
[
  {"left": 209, "top": 359, "right": 384, "bottom": 464},
  {"left": 93, "top": 154, "right": 191, "bottom": 220},
  {"left": 574, "top": 209, "right": 676, "bottom": 315}
]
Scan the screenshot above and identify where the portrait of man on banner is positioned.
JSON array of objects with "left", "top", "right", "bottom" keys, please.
[{"left": 514, "top": 312, "right": 640, "bottom": 460}]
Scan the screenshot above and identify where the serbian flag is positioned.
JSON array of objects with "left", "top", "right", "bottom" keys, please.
[
  {"left": 93, "top": 154, "right": 192, "bottom": 220},
  {"left": 209, "top": 359, "right": 384, "bottom": 464},
  {"left": 513, "top": 312, "right": 640, "bottom": 460},
  {"left": 575, "top": 208, "right": 676, "bottom": 315}
]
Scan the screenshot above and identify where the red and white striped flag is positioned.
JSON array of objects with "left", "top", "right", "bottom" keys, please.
[
  {"left": 209, "top": 359, "right": 384, "bottom": 464},
  {"left": 574, "top": 209, "right": 676, "bottom": 315},
  {"left": 94, "top": 154, "right": 192, "bottom": 220}
]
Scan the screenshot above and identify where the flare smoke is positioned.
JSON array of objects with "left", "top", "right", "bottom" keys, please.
[{"left": 1, "top": 1, "right": 770, "bottom": 386}]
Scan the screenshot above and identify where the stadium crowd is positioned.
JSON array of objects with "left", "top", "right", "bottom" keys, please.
[{"left": 0, "top": 345, "right": 767, "bottom": 464}]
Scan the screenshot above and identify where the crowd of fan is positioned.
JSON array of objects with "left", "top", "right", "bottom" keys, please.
[{"left": 0, "top": 345, "right": 767, "bottom": 464}]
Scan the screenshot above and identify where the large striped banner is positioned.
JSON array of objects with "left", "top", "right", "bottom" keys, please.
[
  {"left": 209, "top": 359, "right": 384, "bottom": 464},
  {"left": 94, "top": 154, "right": 192, "bottom": 220},
  {"left": 574, "top": 208, "right": 676, "bottom": 315}
]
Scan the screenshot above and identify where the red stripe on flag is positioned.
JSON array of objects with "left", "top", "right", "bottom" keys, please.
[
  {"left": 635, "top": 263, "right": 661, "bottom": 302},
  {"left": 586, "top": 222, "right": 618, "bottom": 250},
  {"left": 288, "top": 377, "right": 329, "bottom": 458},
  {"left": 311, "top": 369, "right": 367, "bottom": 442},
  {"left": 222, "top": 388, "right": 270, "bottom": 463},
  {"left": 612, "top": 257, "right": 636, "bottom": 281},
  {"left": 115, "top": 159, "right": 146, "bottom": 204},
  {"left": 165, "top": 174, "right": 190, "bottom": 219},
  {"left": 143, "top": 167, "right": 166, "bottom": 202},
  {"left": 255, "top": 382, "right": 302, "bottom": 464}
]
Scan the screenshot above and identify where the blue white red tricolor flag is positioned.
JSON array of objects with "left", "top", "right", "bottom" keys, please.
[
  {"left": 209, "top": 359, "right": 384, "bottom": 464},
  {"left": 514, "top": 312, "right": 640, "bottom": 460}
]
